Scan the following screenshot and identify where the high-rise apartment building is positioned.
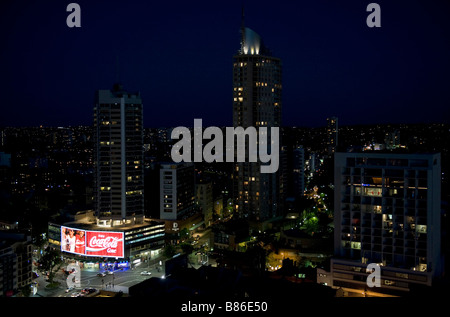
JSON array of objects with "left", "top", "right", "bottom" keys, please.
[
  {"left": 332, "top": 152, "right": 442, "bottom": 294},
  {"left": 232, "top": 16, "right": 283, "bottom": 221},
  {"left": 160, "top": 162, "right": 195, "bottom": 221},
  {"left": 196, "top": 179, "right": 214, "bottom": 227},
  {"left": 93, "top": 84, "right": 144, "bottom": 227},
  {"left": 327, "top": 117, "right": 338, "bottom": 155}
]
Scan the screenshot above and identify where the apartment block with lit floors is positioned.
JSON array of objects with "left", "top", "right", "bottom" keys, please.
[
  {"left": 47, "top": 85, "right": 165, "bottom": 266},
  {"left": 232, "top": 15, "right": 283, "bottom": 221},
  {"left": 93, "top": 83, "right": 144, "bottom": 227},
  {"left": 331, "top": 152, "right": 443, "bottom": 295},
  {"left": 159, "top": 162, "right": 195, "bottom": 221}
]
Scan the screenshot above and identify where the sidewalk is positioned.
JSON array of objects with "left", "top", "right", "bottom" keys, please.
[
  {"left": 32, "top": 275, "right": 65, "bottom": 297},
  {"left": 100, "top": 284, "right": 129, "bottom": 294}
]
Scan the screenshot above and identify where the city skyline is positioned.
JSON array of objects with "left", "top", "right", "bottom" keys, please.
[
  {"left": 1, "top": 0, "right": 450, "bottom": 128},
  {"left": 1, "top": 0, "right": 450, "bottom": 303}
]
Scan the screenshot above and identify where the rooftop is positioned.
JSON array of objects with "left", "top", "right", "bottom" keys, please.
[{"left": 54, "top": 218, "right": 164, "bottom": 232}]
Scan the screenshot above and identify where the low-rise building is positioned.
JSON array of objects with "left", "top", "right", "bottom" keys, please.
[{"left": 48, "top": 218, "right": 165, "bottom": 268}]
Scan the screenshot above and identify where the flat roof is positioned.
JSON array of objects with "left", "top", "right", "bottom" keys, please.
[{"left": 51, "top": 218, "right": 164, "bottom": 232}]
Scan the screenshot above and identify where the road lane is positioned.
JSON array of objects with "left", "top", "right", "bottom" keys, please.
[{"left": 34, "top": 257, "right": 167, "bottom": 297}]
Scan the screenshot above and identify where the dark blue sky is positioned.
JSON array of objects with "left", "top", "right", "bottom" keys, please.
[{"left": 1, "top": 0, "right": 450, "bottom": 128}]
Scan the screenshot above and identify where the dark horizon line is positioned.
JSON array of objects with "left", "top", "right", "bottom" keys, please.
[{"left": 1, "top": 121, "right": 449, "bottom": 130}]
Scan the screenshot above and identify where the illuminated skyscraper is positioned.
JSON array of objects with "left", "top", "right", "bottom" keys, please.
[
  {"left": 93, "top": 83, "right": 144, "bottom": 227},
  {"left": 232, "top": 13, "right": 283, "bottom": 221}
]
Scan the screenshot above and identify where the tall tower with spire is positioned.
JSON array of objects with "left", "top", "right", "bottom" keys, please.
[{"left": 232, "top": 10, "right": 283, "bottom": 221}]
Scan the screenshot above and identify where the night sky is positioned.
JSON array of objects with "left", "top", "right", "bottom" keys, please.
[{"left": 1, "top": 0, "right": 450, "bottom": 128}]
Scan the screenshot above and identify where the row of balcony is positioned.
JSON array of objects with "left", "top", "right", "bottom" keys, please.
[
  {"left": 342, "top": 242, "right": 427, "bottom": 257},
  {"left": 341, "top": 211, "right": 427, "bottom": 222},
  {"left": 341, "top": 219, "right": 427, "bottom": 231},
  {"left": 341, "top": 167, "right": 428, "bottom": 178},
  {"left": 341, "top": 195, "right": 428, "bottom": 207},
  {"left": 341, "top": 230, "right": 427, "bottom": 243}
]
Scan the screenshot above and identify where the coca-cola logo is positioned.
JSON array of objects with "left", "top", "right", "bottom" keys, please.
[
  {"left": 85, "top": 232, "right": 123, "bottom": 256},
  {"left": 88, "top": 235, "right": 120, "bottom": 250}
]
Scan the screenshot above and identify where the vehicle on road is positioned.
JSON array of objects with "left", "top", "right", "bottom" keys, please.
[
  {"left": 81, "top": 288, "right": 97, "bottom": 294},
  {"left": 140, "top": 271, "right": 152, "bottom": 276},
  {"left": 97, "top": 272, "right": 106, "bottom": 277}
]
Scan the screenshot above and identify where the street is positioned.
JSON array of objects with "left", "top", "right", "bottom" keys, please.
[
  {"left": 32, "top": 261, "right": 165, "bottom": 297},
  {"left": 31, "top": 229, "right": 214, "bottom": 297}
]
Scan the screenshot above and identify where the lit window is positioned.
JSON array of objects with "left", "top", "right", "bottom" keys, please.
[{"left": 416, "top": 225, "right": 427, "bottom": 233}]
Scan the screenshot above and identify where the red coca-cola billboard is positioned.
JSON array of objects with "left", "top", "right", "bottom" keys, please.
[
  {"left": 85, "top": 231, "right": 124, "bottom": 258},
  {"left": 60, "top": 226, "right": 125, "bottom": 258}
]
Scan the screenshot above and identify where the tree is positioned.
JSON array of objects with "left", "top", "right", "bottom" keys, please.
[
  {"left": 39, "top": 248, "right": 62, "bottom": 284},
  {"left": 180, "top": 243, "right": 194, "bottom": 255},
  {"left": 163, "top": 244, "right": 176, "bottom": 258},
  {"left": 179, "top": 228, "right": 189, "bottom": 242},
  {"left": 301, "top": 210, "right": 319, "bottom": 236},
  {"left": 20, "top": 284, "right": 32, "bottom": 297}
]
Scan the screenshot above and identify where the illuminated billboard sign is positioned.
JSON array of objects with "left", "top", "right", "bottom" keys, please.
[
  {"left": 61, "top": 226, "right": 86, "bottom": 256},
  {"left": 61, "top": 226, "right": 124, "bottom": 258},
  {"left": 85, "top": 231, "right": 124, "bottom": 258}
]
